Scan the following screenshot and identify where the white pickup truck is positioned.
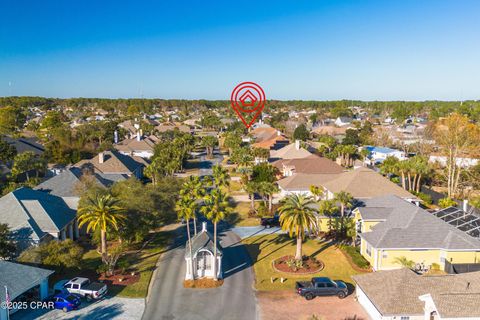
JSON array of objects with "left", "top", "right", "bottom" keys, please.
[{"left": 54, "top": 277, "right": 107, "bottom": 300}]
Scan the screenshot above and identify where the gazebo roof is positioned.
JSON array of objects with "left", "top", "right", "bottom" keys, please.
[{"left": 185, "top": 224, "right": 223, "bottom": 259}]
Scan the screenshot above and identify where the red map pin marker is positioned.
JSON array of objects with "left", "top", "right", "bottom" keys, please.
[{"left": 230, "top": 82, "right": 266, "bottom": 128}]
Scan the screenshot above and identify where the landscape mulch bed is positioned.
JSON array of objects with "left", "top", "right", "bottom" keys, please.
[
  {"left": 184, "top": 278, "right": 224, "bottom": 288},
  {"left": 273, "top": 255, "right": 324, "bottom": 274},
  {"left": 99, "top": 272, "right": 140, "bottom": 286}
]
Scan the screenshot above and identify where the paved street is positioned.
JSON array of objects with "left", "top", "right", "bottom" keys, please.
[
  {"left": 198, "top": 150, "right": 223, "bottom": 176},
  {"left": 142, "top": 224, "right": 257, "bottom": 320},
  {"left": 231, "top": 226, "right": 284, "bottom": 239}
]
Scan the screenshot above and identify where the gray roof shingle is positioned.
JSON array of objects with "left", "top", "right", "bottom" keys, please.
[
  {"left": 359, "top": 195, "right": 480, "bottom": 250},
  {"left": 0, "top": 187, "right": 76, "bottom": 241},
  {"left": 0, "top": 261, "right": 54, "bottom": 301}
]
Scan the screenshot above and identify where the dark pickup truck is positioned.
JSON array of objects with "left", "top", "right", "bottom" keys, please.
[
  {"left": 260, "top": 215, "right": 280, "bottom": 228},
  {"left": 296, "top": 277, "right": 348, "bottom": 300}
]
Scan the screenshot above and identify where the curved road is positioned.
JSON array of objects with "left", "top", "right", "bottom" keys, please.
[{"left": 142, "top": 223, "right": 258, "bottom": 320}]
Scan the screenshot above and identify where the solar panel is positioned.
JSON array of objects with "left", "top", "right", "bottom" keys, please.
[{"left": 433, "top": 206, "right": 480, "bottom": 239}]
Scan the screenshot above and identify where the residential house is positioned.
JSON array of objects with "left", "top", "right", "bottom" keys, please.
[
  {"left": 364, "top": 146, "right": 407, "bottom": 164},
  {"left": 270, "top": 140, "right": 313, "bottom": 161},
  {"left": 429, "top": 154, "right": 479, "bottom": 168},
  {"left": 277, "top": 167, "right": 418, "bottom": 203},
  {"left": 334, "top": 116, "right": 354, "bottom": 127},
  {"left": 73, "top": 150, "right": 147, "bottom": 180},
  {"left": 0, "top": 261, "right": 54, "bottom": 320},
  {"left": 0, "top": 187, "right": 78, "bottom": 252},
  {"left": 35, "top": 167, "right": 114, "bottom": 209},
  {"left": 155, "top": 122, "right": 191, "bottom": 134},
  {"left": 272, "top": 154, "right": 344, "bottom": 177},
  {"left": 3, "top": 136, "right": 45, "bottom": 156},
  {"left": 354, "top": 195, "right": 480, "bottom": 272},
  {"left": 353, "top": 268, "right": 480, "bottom": 320},
  {"left": 114, "top": 134, "right": 158, "bottom": 159},
  {"left": 249, "top": 126, "right": 289, "bottom": 150}
]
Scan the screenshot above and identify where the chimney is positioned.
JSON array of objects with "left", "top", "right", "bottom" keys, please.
[
  {"left": 99, "top": 152, "right": 105, "bottom": 164},
  {"left": 136, "top": 131, "right": 141, "bottom": 141},
  {"left": 114, "top": 130, "right": 118, "bottom": 144},
  {"left": 295, "top": 140, "right": 300, "bottom": 150},
  {"left": 463, "top": 199, "right": 469, "bottom": 212},
  {"left": 202, "top": 222, "right": 207, "bottom": 232}
]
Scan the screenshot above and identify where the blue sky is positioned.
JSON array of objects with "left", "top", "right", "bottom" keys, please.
[{"left": 1, "top": 0, "right": 480, "bottom": 100}]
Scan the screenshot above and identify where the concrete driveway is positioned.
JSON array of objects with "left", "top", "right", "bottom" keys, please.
[
  {"left": 12, "top": 297, "right": 144, "bottom": 320},
  {"left": 142, "top": 224, "right": 257, "bottom": 320},
  {"left": 231, "top": 226, "right": 284, "bottom": 239}
]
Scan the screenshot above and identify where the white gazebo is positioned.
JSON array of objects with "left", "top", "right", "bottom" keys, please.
[{"left": 185, "top": 222, "right": 223, "bottom": 280}]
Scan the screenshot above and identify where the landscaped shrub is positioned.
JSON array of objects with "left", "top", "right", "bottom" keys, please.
[
  {"left": 439, "top": 197, "right": 457, "bottom": 208},
  {"left": 411, "top": 191, "right": 432, "bottom": 205},
  {"left": 431, "top": 263, "right": 440, "bottom": 270},
  {"left": 340, "top": 245, "right": 370, "bottom": 269}
]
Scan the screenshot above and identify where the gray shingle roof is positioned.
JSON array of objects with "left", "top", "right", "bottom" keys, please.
[
  {"left": 0, "top": 187, "right": 76, "bottom": 241},
  {"left": 35, "top": 167, "right": 122, "bottom": 198},
  {"left": 353, "top": 268, "right": 480, "bottom": 317},
  {"left": 359, "top": 195, "right": 480, "bottom": 250},
  {"left": 185, "top": 229, "right": 223, "bottom": 259},
  {"left": 0, "top": 261, "right": 54, "bottom": 301}
]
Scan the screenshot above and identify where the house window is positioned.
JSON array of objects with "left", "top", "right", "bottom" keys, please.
[
  {"left": 382, "top": 251, "right": 388, "bottom": 258},
  {"left": 366, "top": 243, "right": 372, "bottom": 256},
  {"left": 400, "top": 317, "right": 410, "bottom": 320}
]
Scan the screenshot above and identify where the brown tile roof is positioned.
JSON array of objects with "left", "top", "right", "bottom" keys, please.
[
  {"left": 252, "top": 135, "right": 288, "bottom": 149},
  {"left": 114, "top": 136, "right": 157, "bottom": 153},
  {"left": 155, "top": 122, "right": 190, "bottom": 133},
  {"left": 270, "top": 143, "right": 313, "bottom": 160},
  {"left": 272, "top": 155, "right": 344, "bottom": 174},
  {"left": 74, "top": 150, "right": 147, "bottom": 175},
  {"left": 277, "top": 167, "right": 417, "bottom": 200},
  {"left": 353, "top": 268, "right": 480, "bottom": 317},
  {"left": 249, "top": 127, "right": 279, "bottom": 142},
  {"left": 321, "top": 167, "right": 414, "bottom": 199}
]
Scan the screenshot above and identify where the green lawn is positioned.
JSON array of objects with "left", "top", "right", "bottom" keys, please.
[
  {"left": 116, "top": 230, "right": 172, "bottom": 298},
  {"left": 242, "top": 234, "right": 369, "bottom": 291},
  {"left": 226, "top": 202, "right": 261, "bottom": 227},
  {"left": 48, "top": 231, "right": 172, "bottom": 298}
]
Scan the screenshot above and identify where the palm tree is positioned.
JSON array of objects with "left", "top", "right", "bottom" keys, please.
[
  {"left": 334, "top": 191, "right": 353, "bottom": 218},
  {"left": 201, "top": 189, "right": 231, "bottom": 280},
  {"left": 176, "top": 195, "right": 197, "bottom": 277},
  {"left": 318, "top": 199, "right": 338, "bottom": 233},
  {"left": 278, "top": 194, "right": 318, "bottom": 261},
  {"left": 309, "top": 185, "right": 324, "bottom": 201},
  {"left": 245, "top": 181, "right": 258, "bottom": 211},
  {"left": 260, "top": 181, "right": 279, "bottom": 212},
  {"left": 212, "top": 164, "right": 230, "bottom": 190},
  {"left": 181, "top": 176, "right": 206, "bottom": 234},
  {"left": 393, "top": 256, "right": 415, "bottom": 269},
  {"left": 334, "top": 191, "right": 353, "bottom": 237},
  {"left": 77, "top": 194, "right": 126, "bottom": 263}
]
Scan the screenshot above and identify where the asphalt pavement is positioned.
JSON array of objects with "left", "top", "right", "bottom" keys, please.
[{"left": 141, "top": 223, "right": 258, "bottom": 320}]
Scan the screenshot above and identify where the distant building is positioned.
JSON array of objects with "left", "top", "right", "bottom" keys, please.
[
  {"left": 334, "top": 117, "right": 354, "bottom": 127},
  {"left": 269, "top": 141, "right": 313, "bottom": 160},
  {"left": 115, "top": 134, "right": 158, "bottom": 159},
  {"left": 364, "top": 146, "right": 407, "bottom": 164},
  {"left": 73, "top": 150, "right": 148, "bottom": 180}
]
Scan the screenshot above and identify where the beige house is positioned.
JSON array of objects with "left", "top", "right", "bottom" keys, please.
[{"left": 354, "top": 268, "right": 480, "bottom": 320}]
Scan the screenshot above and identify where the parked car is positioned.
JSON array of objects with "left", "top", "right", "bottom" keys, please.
[
  {"left": 261, "top": 215, "right": 280, "bottom": 228},
  {"left": 296, "top": 277, "right": 348, "bottom": 300},
  {"left": 54, "top": 277, "right": 107, "bottom": 301},
  {"left": 48, "top": 292, "right": 81, "bottom": 312}
]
